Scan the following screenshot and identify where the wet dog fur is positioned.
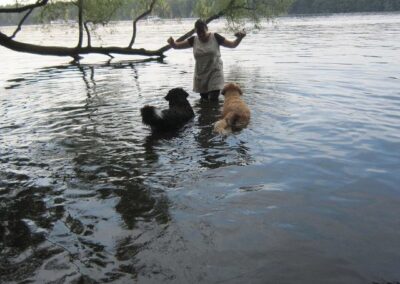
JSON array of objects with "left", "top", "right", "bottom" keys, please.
[
  {"left": 141, "top": 88, "right": 194, "bottom": 132},
  {"left": 213, "top": 83, "right": 250, "bottom": 135}
]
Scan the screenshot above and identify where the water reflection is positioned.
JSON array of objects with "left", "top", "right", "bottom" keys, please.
[
  {"left": 4, "top": 57, "right": 163, "bottom": 90},
  {"left": 1, "top": 60, "right": 177, "bottom": 282},
  {"left": 115, "top": 181, "right": 170, "bottom": 229},
  {"left": 194, "top": 99, "right": 252, "bottom": 169},
  {"left": 142, "top": 129, "right": 183, "bottom": 162},
  {"left": 4, "top": 64, "right": 75, "bottom": 90},
  {"left": 0, "top": 173, "right": 64, "bottom": 282},
  {"left": 2, "top": 14, "right": 400, "bottom": 282},
  {"left": 196, "top": 100, "right": 228, "bottom": 169},
  {"left": 1, "top": 57, "right": 260, "bottom": 283}
]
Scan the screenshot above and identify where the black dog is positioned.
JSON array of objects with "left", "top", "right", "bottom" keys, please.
[{"left": 140, "top": 88, "right": 194, "bottom": 132}]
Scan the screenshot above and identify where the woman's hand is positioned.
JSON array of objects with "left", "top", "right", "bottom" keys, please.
[
  {"left": 234, "top": 31, "right": 246, "bottom": 39},
  {"left": 167, "top": 37, "right": 176, "bottom": 48},
  {"left": 167, "top": 37, "right": 191, "bottom": 49}
]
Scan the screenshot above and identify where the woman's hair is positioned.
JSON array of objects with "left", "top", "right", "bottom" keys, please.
[{"left": 194, "top": 19, "right": 208, "bottom": 31}]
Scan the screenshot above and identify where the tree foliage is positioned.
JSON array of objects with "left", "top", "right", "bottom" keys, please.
[
  {"left": 196, "top": 0, "right": 294, "bottom": 29},
  {"left": 83, "top": 0, "right": 124, "bottom": 24},
  {"left": 0, "top": 0, "right": 398, "bottom": 60},
  {"left": 1, "top": 0, "right": 400, "bottom": 26},
  {"left": 1, "top": 0, "right": 398, "bottom": 60}
]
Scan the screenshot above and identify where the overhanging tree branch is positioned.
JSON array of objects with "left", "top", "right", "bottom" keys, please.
[
  {"left": 0, "top": 31, "right": 164, "bottom": 58},
  {"left": 128, "top": 0, "right": 157, "bottom": 48},
  {"left": 77, "top": 0, "right": 84, "bottom": 48},
  {"left": 0, "top": 0, "right": 48, "bottom": 13},
  {"left": 10, "top": 8, "right": 35, "bottom": 39},
  {"left": 0, "top": 0, "right": 292, "bottom": 60},
  {"left": 156, "top": 0, "right": 252, "bottom": 54},
  {"left": 83, "top": 21, "right": 92, "bottom": 47},
  {"left": 156, "top": 10, "right": 225, "bottom": 54}
]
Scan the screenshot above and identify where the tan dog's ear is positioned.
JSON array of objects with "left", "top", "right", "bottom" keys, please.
[
  {"left": 222, "top": 82, "right": 233, "bottom": 96},
  {"left": 236, "top": 83, "right": 243, "bottom": 95}
]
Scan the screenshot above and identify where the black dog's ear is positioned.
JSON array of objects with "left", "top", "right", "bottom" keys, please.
[
  {"left": 164, "top": 88, "right": 175, "bottom": 101},
  {"left": 165, "top": 88, "right": 188, "bottom": 101}
]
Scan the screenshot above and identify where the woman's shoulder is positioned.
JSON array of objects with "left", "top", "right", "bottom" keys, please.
[
  {"left": 213, "top": 33, "right": 225, "bottom": 45},
  {"left": 188, "top": 35, "right": 195, "bottom": 46}
]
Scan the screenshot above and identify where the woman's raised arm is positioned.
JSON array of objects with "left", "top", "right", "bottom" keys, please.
[
  {"left": 167, "top": 37, "right": 191, "bottom": 49},
  {"left": 220, "top": 32, "right": 246, "bottom": 48}
]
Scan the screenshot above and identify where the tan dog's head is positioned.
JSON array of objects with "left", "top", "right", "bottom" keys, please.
[{"left": 221, "top": 82, "right": 243, "bottom": 96}]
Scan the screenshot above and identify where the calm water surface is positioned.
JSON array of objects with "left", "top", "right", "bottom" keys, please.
[{"left": 1, "top": 13, "right": 400, "bottom": 283}]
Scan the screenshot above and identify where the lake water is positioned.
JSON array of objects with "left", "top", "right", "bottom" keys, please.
[{"left": 1, "top": 13, "right": 400, "bottom": 283}]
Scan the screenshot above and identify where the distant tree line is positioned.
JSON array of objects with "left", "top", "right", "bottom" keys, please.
[
  {"left": 1, "top": 0, "right": 400, "bottom": 26},
  {"left": 288, "top": 0, "right": 400, "bottom": 14}
]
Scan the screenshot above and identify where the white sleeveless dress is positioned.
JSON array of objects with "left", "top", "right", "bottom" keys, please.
[{"left": 192, "top": 33, "right": 224, "bottom": 93}]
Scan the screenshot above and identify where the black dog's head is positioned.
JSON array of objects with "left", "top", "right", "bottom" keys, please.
[{"left": 164, "top": 88, "right": 189, "bottom": 104}]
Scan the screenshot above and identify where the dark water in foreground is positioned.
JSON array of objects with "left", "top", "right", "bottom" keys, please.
[{"left": 1, "top": 14, "right": 400, "bottom": 283}]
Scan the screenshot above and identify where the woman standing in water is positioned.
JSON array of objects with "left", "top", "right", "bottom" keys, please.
[{"left": 167, "top": 19, "right": 246, "bottom": 102}]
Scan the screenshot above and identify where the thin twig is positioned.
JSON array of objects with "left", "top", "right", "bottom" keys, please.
[
  {"left": 10, "top": 8, "right": 34, "bottom": 39},
  {"left": 83, "top": 21, "right": 91, "bottom": 47},
  {"left": 0, "top": 0, "right": 48, "bottom": 13},
  {"left": 128, "top": 0, "right": 157, "bottom": 48},
  {"left": 77, "top": 0, "right": 84, "bottom": 48}
]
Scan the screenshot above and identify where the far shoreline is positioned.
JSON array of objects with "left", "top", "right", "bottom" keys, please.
[{"left": 1, "top": 11, "right": 400, "bottom": 27}]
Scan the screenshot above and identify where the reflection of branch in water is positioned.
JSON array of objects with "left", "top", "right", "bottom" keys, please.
[
  {"left": 129, "top": 64, "right": 142, "bottom": 96},
  {"left": 236, "top": 140, "right": 252, "bottom": 165},
  {"left": 142, "top": 129, "right": 182, "bottom": 163},
  {"left": 62, "top": 128, "right": 172, "bottom": 276},
  {"left": 195, "top": 100, "right": 228, "bottom": 169},
  {"left": 76, "top": 64, "right": 98, "bottom": 120},
  {"left": 3, "top": 57, "right": 174, "bottom": 281},
  {"left": 4, "top": 57, "right": 164, "bottom": 90},
  {"left": 76, "top": 64, "right": 95, "bottom": 97},
  {"left": 115, "top": 181, "right": 170, "bottom": 230}
]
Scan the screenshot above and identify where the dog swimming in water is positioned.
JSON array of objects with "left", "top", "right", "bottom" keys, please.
[
  {"left": 140, "top": 88, "right": 195, "bottom": 132},
  {"left": 213, "top": 82, "right": 250, "bottom": 135}
]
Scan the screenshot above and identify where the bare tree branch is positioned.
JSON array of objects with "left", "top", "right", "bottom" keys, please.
[
  {"left": 0, "top": 31, "right": 165, "bottom": 58},
  {"left": 77, "top": 0, "right": 84, "bottom": 48},
  {"left": 156, "top": 11, "right": 225, "bottom": 54},
  {"left": 155, "top": 0, "right": 246, "bottom": 54},
  {"left": 84, "top": 21, "right": 92, "bottom": 47},
  {"left": 0, "top": 0, "right": 263, "bottom": 60},
  {"left": 128, "top": 0, "right": 157, "bottom": 49},
  {"left": 10, "top": 8, "right": 34, "bottom": 39},
  {"left": 0, "top": 0, "right": 48, "bottom": 13}
]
